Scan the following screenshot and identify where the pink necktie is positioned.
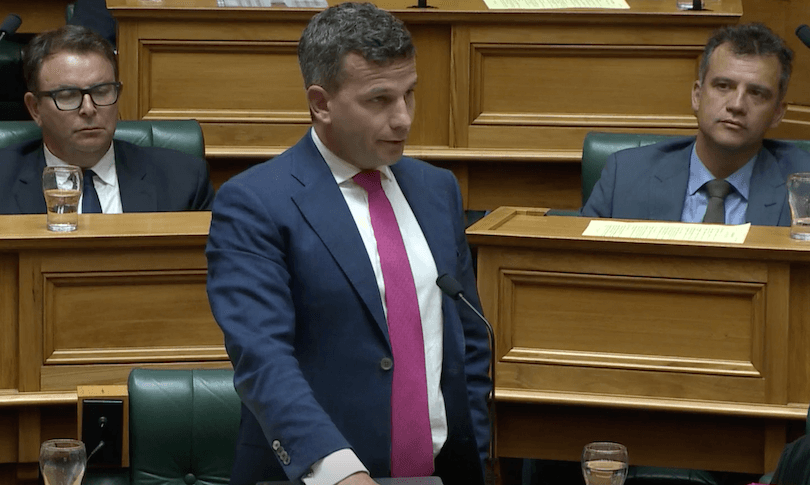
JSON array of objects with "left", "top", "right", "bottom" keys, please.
[{"left": 353, "top": 170, "right": 434, "bottom": 477}]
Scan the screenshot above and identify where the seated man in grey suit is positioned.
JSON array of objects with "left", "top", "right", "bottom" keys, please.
[
  {"left": 582, "top": 23, "right": 810, "bottom": 226},
  {"left": 0, "top": 25, "right": 214, "bottom": 214}
]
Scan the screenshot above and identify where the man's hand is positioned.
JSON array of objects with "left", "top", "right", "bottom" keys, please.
[{"left": 337, "top": 472, "right": 378, "bottom": 485}]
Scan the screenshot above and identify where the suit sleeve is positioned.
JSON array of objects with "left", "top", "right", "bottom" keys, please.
[
  {"left": 581, "top": 153, "right": 618, "bottom": 218},
  {"left": 448, "top": 175, "right": 491, "bottom": 465},
  {"left": 205, "top": 181, "right": 350, "bottom": 480}
]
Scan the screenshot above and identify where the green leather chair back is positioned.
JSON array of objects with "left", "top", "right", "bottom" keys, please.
[
  {"left": 129, "top": 368, "right": 240, "bottom": 485},
  {"left": 581, "top": 132, "right": 810, "bottom": 206},
  {"left": 0, "top": 120, "right": 206, "bottom": 159}
]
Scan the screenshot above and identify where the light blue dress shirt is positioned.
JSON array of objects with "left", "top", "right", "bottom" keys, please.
[{"left": 681, "top": 144, "right": 757, "bottom": 224}]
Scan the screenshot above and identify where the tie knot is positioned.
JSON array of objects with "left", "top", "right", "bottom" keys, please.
[
  {"left": 353, "top": 170, "right": 383, "bottom": 194},
  {"left": 705, "top": 179, "right": 731, "bottom": 199},
  {"left": 83, "top": 169, "right": 96, "bottom": 183}
]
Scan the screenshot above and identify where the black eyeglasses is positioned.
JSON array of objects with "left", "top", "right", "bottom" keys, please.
[{"left": 35, "top": 82, "right": 122, "bottom": 111}]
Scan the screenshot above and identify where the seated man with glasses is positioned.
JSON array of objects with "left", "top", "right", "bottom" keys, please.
[{"left": 0, "top": 25, "right": 214, "bottom": 214}]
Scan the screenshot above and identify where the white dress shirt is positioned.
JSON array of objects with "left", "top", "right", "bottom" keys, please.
[
  {"left": 303, "top": 128, "right": 447, "bottom": 485},
  {"left": 44, "top": 142, "right": 123, "bottom": 214}
]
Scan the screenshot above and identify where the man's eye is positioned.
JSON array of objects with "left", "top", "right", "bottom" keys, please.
[{"left": 54, "top": 90, "right": 79, "bottom": 101}]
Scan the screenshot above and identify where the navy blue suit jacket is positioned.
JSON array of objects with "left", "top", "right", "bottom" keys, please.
[
  {"left": 581, "top": 137, "right": 810, "bottom": 226},
  {"left": 0, "top": 139, "right": 214, "bottom": 214},
  {"left": 205, "top": 134, "right": 490, "bottom": 485}
]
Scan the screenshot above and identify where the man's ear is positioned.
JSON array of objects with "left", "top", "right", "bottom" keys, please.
[
  {"left": 23, "top": 92, "right": 43, "bottom": 127},
  {"left": 770, "top": 100, "right": 788, "bottom": 129},
  {"left": 307, "top": 85, "right": 331, "bottom": 125},
  {"left": 690, "top": 80, "right": 702, "bottom": 113}
]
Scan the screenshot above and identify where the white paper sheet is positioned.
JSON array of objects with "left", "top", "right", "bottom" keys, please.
[
  {"left": 217, "top": 0, "right": 327, "bottom": 7},
  {"left": 483, "top": 0, "right": 629, "bottom": 10},
  {"left": 582, "top": 220, "right": 751, "bottom": 244}
]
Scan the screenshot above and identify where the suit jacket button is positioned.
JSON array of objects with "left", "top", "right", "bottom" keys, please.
[
  {"left": 380, "top": 357, "right": 393, "bottom": 370},
  {"left": 184, "top": 473, "right": 196, "bottom": 484},
  {"left": 272, "top": 440, "right": 281, "bottom": 451}
]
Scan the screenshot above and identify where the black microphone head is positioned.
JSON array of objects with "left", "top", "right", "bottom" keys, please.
[
  {"left": 0, "top": 14, "right": 21, "bottom": 36},
  {"left": 436, "top": 274, "right": 463, "bottom": 299},
  {"left": 797, "top": 25, "right": 810, "bottom": 49}
]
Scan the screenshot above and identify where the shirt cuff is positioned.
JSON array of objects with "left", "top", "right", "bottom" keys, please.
[{"left": 301, "top": 448, "right": 368, "bottom": 485}]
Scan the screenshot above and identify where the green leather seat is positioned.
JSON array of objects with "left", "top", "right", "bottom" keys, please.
[
  {"left": 86, "top": 368, "right": 240, "bottom": 485},
  {"left": 581, "top": 132, "right": 810, "bottom": 206},
  {"left": 0, "top": 119, "right": 206, "bottom": 159}
]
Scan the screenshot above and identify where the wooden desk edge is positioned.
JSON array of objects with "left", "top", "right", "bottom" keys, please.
[{"left": 496, "top": 389, "right": 810, "bottom": 420}]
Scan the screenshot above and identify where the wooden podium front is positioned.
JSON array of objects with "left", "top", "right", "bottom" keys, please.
[
  {"left": 467, "top": 208, "right": 810, "bottom": 474},
  {"left": 0, "top": 212, "right": 229, "bottom": 484}
]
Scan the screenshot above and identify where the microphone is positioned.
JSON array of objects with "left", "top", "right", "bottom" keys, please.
[
  {"left": 797, "top": 25, "right": 810, "bottom": 50},
  {"left": 0, "top": 14, "right": 21, "bottom": 42},
  {"left": 436, "top": 274, "right": 496, "bottom": 485}
]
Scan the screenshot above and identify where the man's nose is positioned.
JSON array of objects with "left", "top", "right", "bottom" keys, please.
[
  {"left": 390, "top": 96, "right": 413, "bottom": 132},
  {"left": 726, "top": 88, "right": 747, "bottom": 114},
  {"left": 77, "top": 93, "right": 97, "bottom": 115}
]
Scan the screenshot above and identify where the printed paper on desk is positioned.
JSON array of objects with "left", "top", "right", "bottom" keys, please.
[
  {"left": 218, "top": 0, "right": 327, "bottom": 7},
  {"left": 483, "top": 0, "right": 629, "bottom": 10},
  {"left": 582, "top": 220, "right": 751, "bottom": 244}
]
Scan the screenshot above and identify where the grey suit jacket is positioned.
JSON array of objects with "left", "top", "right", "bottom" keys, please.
[
  {"left": 0, "top": 139, "right": 214, "bottom": 214},
  {"left": 581, "top": 137, "right": 810, "bottom": 226}
]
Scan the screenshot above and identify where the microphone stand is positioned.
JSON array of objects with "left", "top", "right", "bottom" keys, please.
[
  {"left": 436, "top": 275, "right": 497, "bottom": 485},
  {"left": 408, "top": 0, "right": 436, "bottom": 8}
]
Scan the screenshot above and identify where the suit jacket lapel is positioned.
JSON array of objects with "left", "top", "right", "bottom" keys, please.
[
  {"left": 747, "top": 148, "right": 786, "bottom": 226},
  {"left": 649, "top": 143, "right": 692, "bottom": 221},
  {"left": 115, "top": 141, "right": 157, "bottom": 212},
  {"left": 289, "top": 136, "right": 389, "bottom": 339},
  {"left": 14, "top": 146, "right": 48, "bottom": 214},
  {"left": 392, "top": 161, "right": 456, "bottom": 279}
]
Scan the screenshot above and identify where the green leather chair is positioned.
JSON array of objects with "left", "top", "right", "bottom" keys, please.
[
  {"left": 0, "top": 119, "right": 206, "bottom": 158},
  {"left": 0, "top": 39, "right": 29, "bottom": 121},
  {"left": 86, "top": 368, "right": 240, "bottom": 485},
  {"left": 581, "top": 132, "right": 810, "bottom": 206}
]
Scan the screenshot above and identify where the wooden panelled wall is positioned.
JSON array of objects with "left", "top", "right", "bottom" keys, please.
[
  {"left": 1, "top": 0, "right": 807, "bottom": 206},
  {"left": 105, "top": 0, "right": 807, "bottom": 210}
]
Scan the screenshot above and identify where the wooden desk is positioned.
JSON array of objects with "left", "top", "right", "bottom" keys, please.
[
  {"left": 106, "top": 0, "right": 742, "bottom": 210},
  {"left": 468, "top": 208, "right": 810, "bottom": 474},
  {"left": 0, "top": 212, "right": 228, "bottom": 484}
]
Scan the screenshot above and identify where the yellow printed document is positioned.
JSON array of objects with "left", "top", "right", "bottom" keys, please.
[
  {"left": 483, "top": 0, "right": 629, "bottom": 9},
  {"left": 582, "top": 220, "right": 750, "bottom": 244}
]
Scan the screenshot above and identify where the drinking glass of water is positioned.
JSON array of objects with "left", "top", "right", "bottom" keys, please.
[
  {"left": 788, "top": 172, "right": 810, "bottom": 241},
  {"left": 39, "top": 439, "right": 86, "bottom": 485},
  {"left": 581, "top": 441, "right": 629, "bottom": 485},
  {"left": 42, "top": 165, "right": 83, "bottom": 232}
]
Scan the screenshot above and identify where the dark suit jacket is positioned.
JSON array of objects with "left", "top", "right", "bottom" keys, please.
[
  {"left": 0, "top": 139, "right": 214, "bottom": 214},
  {"left": 581, "top": 137, "right": 810, "bottom": 226},
  {"left": 205, "top": 134, "right": 490, "bottom": 485}
]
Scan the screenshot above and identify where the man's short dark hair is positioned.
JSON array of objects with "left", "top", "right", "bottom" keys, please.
[
  {"left": 298, "top": 2, "right": 415, "bottom": 92},
  {"left": 699, "top": 23, "right": 793, "bottom": 99},
  {"left": 22, "top": 24, "right": 118, "bottom": 92}
]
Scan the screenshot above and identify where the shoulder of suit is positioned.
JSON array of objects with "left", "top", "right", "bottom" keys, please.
[
  {"left": 113, "top": 139, "right": 206, "bottom": 169},
  {"left": 0, "top": 139, "right": 42, "bottom": 173},
  {"left": 762, "top": 138, "right": 810, "bottom": 166}
]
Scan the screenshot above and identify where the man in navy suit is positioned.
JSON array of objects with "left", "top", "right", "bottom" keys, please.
[
  {"left": 582, "top": 23, "right": 810, "bottom": 226},
  {"left": 0, "top": 25, "right": 213, "bottom": 214},
  {"left": 206, "top": 3, "right": 490, "bottom": 485}
]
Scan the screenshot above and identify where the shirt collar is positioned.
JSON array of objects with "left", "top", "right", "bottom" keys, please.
[
  {"left": 310, "top": 128, "right": 394, "bottom": 185},
  {"left": 687, "top": 143, "right": 757, "bottom": 201},
  {"left": 44, "top": 142, "right": 117, "bottom": 187}
]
